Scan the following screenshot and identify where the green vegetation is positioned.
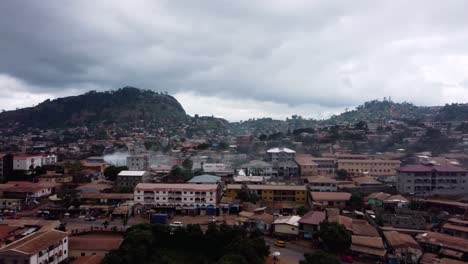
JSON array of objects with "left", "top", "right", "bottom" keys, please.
[
  {"left": 236, "top": 184, "right": 259, "bottom": 203},
  {"left": 103, "top": 223, "right": 269, "bottom": 264},
  {"left": 318, "top": 221, "right": 351, "bottom": 254},
  {"left": 300, "top": 251, "right": 340, "bottom": 264}
]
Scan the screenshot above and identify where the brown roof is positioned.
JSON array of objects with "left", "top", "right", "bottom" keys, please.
[
  {"left": 351, "top": 220, "right": 380, "bottom": 237},
  {"left": 350, "top": 244, "right": 387, "bottom": 257},
  {"left": 419, "top": 253, "right": 439, "bottom": 264},
  {"left": 0, "top": 181, "right": 60, "bottom": 193},
  {"left": 423, "top": 199, "right": 468, "bottom": 209},
  {"left": 366, "top": 192, "right": 391, "bottom": 201},
  {"left": 69, "top": 234, "right": 123, "bottom": 251},
  {"left": 439, "top": 258, "right": 468, "bottom": 264},
  {"left": 227, "top": 184, "right": 306, "bottom": 191},
  {"left": 447, "top": 217, "right": 468, "bottom": 225},
  {"left": 298, "top": 211, "right": 326, "bottom": 225},
  {"left": 295, "top": 154, "right": 319, "bottom": 166},
  {"left": 398, "top": 164, "right": 467, "bottom": 173},
  {"left": 416, "top": 232, "right": 468, "bottom": 253},
  {"left": 352, "top": 176, "right": 382, "bottom": 185},
  {"left": 383, "top": 231, "right": 421, "bottom": 250},
  {"left": 442, "top": 223, "right": 468, "bottom": 233},
  {"left": 0, "top": 230, "right": 67, "bottom": 254},
  {"left": 80, "top": 193, "right": 134, "bottom": 200},
  {"left": 71, "top": 255, "right": 105, "bottom": 264},
  {"left": 352, "top": 235, "right": 385, "bottom": 248},
  {"left": 310, "top": 192, "right": 351, "bottom": 201},
  {"left": 0, "top": 225, "right": 20, "bottom": 240},
  {"left": 308, "top": 176, "right": 338, "bottom": 184}
]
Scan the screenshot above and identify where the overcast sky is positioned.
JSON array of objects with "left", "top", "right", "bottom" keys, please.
[{"left": 1, "top": 1, "right": 468, "bottom": 121}]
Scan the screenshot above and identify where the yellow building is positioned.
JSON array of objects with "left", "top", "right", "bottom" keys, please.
[
  {"left": 225, "top": 184, "right": 307, "bottom": 206},
  {"left": 337, "top": 159, "right": 401, "bottom": 177},
  {"left": 295, "top": 154, "right": 319, "bottom": 177}
]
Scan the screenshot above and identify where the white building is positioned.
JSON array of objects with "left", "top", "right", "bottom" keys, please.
[
  {"left": 0, "top": 229, "right": 68, "bottom": 264},
  {"left": 134, "top": 183, "right": 219, "bottom": 207},
  {"left": 272, "top": 215, "right": 301, "bottom": 236},
  {"left": 266, "top": 148, "right": 296, "bottom": 164},
  {"left": 13, "top": 154, "right": 57, "bottom": 171},
  {"left": 116, "top": 170, "right": 150, "bottom": 188},
  {"left": 126, "top": 155, "right": 149, "bottom": 171}
]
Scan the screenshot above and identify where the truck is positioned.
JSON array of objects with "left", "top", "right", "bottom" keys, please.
[{"left": 150, "top": 213, "right": 169, "bottom": 224}]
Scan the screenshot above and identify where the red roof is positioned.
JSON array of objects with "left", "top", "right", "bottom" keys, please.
[
  {"left": 398, "top": 164, "right": 467, "bottom": 173},
  {"left": 298, "top": 211, "right": 326, "bottom": 225}
]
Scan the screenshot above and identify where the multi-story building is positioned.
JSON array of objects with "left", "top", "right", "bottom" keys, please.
[
  {"left": 307, "top": 176, "right": 338, "bottom": 192},
  {"left": 225, "top": 184, "right": 307, "bottom": 206},
  {"left": 126, "top": 155, "right": 149, "bottom": 171},
  {"left": 0, "top": 154, "right": 13, "bottom": 183},
  {"left": 265, "top": 148, "right": 296, "bottom": 164},
  {"left": 337, "top": 159, "right": 401, "bottom": 177},
  {"left": 134, "top": 183, "right": 220, "bottom": 207},
  {"left": 116, "top": 170, "right": 149, "bottom": 188},
  {"left": 13, "top": 154, "right": 57, "bottom": 171},
  {"left": 310, "top": 157, "right": 336, "bottom": 175},
  {"left": 396, "top": 164, "right": 468, "bottom": 196},
  {"left": 237, "top": 160, "right": 273, "bottom": 176},
  {"left": 0, "top": 229, "right": 68, "bottom": 264},
  {"left": 294, "top": 154, "right": 318, "bottom": 177}
]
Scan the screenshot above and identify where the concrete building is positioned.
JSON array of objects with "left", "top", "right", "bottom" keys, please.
[
  {"left": 225, "top": 184, "right": 307, "bottom": 206},
  {"left": 0, "top": 154, "right": 13, "bottom": 183},
  {"left": 383, "top": 231, "right": 422, "bottom": 264},
  {"left": 308, "top": 192, "right": 351, "bottom": 209},
  {"left": 0, "top": 181, "right": 59, "bottom": 199},
  {"left": 441, "top": 218, "right": 468, "bottom": 239},
  {"left": 396, "top": 164, "right": 468, "bottom": 196},
  {"left": 294, "top": 154, "right": 318, "bottom": 177},
  {"left": 0, "top": 230, "right": 68, "bottom": 264},
  {"left": 126, "top": 155, "right": 149, "bottom": 171},
  {"left": 307, "top": 176, "right": 338, "bottom": 192},
  {"left": 13, "top": 154, "right": 43, "bottom": 171},
  {"left": 237, "top": 160, "right": 273, "bottom": 176},
  {"left": 265, "top": 147, "right": 295, "bottom": 164},
  {"left": 116, "top": 171, "right": 149, "bottom": 188},
  {"left": 134, "top": 183, "right": 220, "bottom": 207},
  {"left": 272, "top": 215, "right": 301, "bottom": 236},
  {"left": 337, "top": 159, "right": 401, "bottom": 177},
  {"left": 68, "top": 233, "right": 123, "bottom": 258},
  {"left": 309, "top": 157, "right": 336, "bottom": 175}
]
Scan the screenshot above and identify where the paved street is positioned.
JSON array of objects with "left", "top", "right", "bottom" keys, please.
[{"left": 265, "top": 237, "right": 315, "bottom": 264}]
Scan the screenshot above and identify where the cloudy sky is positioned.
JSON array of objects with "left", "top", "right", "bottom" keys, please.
[{"left": 1, "top": 1, "right": 468, "bottom": 121}]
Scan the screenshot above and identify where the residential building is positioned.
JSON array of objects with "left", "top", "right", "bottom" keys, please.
[
  {"left": 0, "top": 181, "right": 59, "bottom": 199},
  {"left": 350, "top": 235, "right": 387, "bottom": 260},
  {"left": 383, "top": 231, "right": 422, "bottom": 264},
  {"left": 416, "top": 232, "right": 468, "bottom": 260},
  {"left": 225, "top": 184, "right": 307, "bottom": 206},
  {"left": 265, "top": 148, "right": 295, "bottom": 164},
  {"left": 68, "top": 233, "right": 123, "bottom": 258},
  {"left": 308, "top": 192, "right": 351, "bottom": 209},
  {"left": 337, "top": 159, "right": 401, "bottom": 177},
  {"left": 307, "top": 176, "right": 338, "bottom": 192},
  {"left": 396, "top": 164, "right": 468, "bottom": 196},
  {"left": 272, "top": 215, "right": 301, "bottom": 236},
  {"left": 116, "top": 170, "right": 149, "bottom": 188},
  {"left": 36, "top": 172, "right": 73, "bottom": 184},
  {"left": 79, "top": 193, "right": 134, "bottom": 205},
  {"left": 134, "top": 183, "right": 220, "bottom": 208},
  {"left": 276, "top": 161, "right": 299, "bottom": 178},
  {"left": 294, "top": 154, "right": 318, "bottom": 177},
  {"left": 310, "top": 157, "right": 336, "bottom": 176},
  {"left": 0, "top": 229, "right": 68, "bottom": 264},
  {"left": 441, "top": 218, "right": 468, "bottom": 239},
  {"left": 202, "top": 163, "right": 233, "bottom": 176},
  {"left": 13, "top": 154, "right": 43, "bottom": 171},
  {"left": 237, "top": 160, "right": 273, "bottom": 176},
  {"left": 0, "top": 154, "right": 13, "bottom": 183},
  {"left": 126, "top": 154, "right": 149, "bottom": 171},
  {"left": 187, "top": 174, "right": 221, "bottom": 184},
  {"left": 298, "top": 211, "right": 326, "bottom": 239}
]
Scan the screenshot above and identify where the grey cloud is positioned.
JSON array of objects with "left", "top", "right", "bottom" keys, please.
[{"left": 0, "top": 0, "right": 468, "bottom": 119}]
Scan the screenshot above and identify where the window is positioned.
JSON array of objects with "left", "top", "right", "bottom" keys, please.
[{"left": 81, "top": 253, "right": 86, "bottom": 256}]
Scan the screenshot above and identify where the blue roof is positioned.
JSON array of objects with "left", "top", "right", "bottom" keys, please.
[{"left": 188, "top": 174, "right": 221, "bottom": 183}]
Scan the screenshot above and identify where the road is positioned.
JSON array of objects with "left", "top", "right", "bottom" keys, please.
[{"left": 265, "top": 237, "right": 315, "bottom": 264}]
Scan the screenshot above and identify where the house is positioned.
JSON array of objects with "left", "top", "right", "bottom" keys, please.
[
  {"left": 298, "top": 211, "right": 326, "bottom": 239},
  {"left": 307, "top": 176, "right": 338, "bottom": 192},
  {"left": 365, "top": 192, "right": 391, "bottom": 207},
  {"left": 201, "top": 163, "right": 233, "bottom": 177},
  {"left": 0, "top": 229, "right": 68, "bottom": 264},
  {"left": 0, "top": 224, "right": 23, "bottom": 247},
  {"left": 76, "top": 181, "right": 113, "bottom": 193},
  {"left": 71, "top": 255, "right": 104, "bottom": 264},
  {"left": 187, "top": 174, "right": 221, "bottom": 184},
  {"left": 384, "top": 231, "right": 422, "bottom": 264},
  {"left": 116, "top": 170, "right": 149, "bottom": 188},
  {"left": 225, "top": 184, "right": 307, "bottom": 206},
  {"left": 237, "top": 160, "right": 273, "bottom": 176},
  {"left": 350, "top": 235, "right": 387, "bottom": 260},
  {"left": 350, "top": 219, "right": 380, "bottom": 237},
  {"left": 441, "top": 218, "right": 468, "bottom": 239},
  {"left": 36, "top": 172, "right": 73, "bottom": 184},
  {"left": 0, "top": 181, "right": 60, "bottom": 199},
  {"left": 266, "top": 148, "right": 296, "bottom": 164},
  {"left": 309, "top": 157, "right": 336, "bottom": 176},
  {"left": 68, "top": 233, "right": 123, "bottom": 258},
  {"left": 13, "top": 154, "right": 58, "bottom": 171},
  {"left": 236, "top": 211, "right": 274, "bottom": 233},
  {"left": 79, "top": 193, "right": 134, "bottom": 205},
  {"left": 416, "top": 232, "right": 468, "bottom": 260},
  {"left": 272, "top": 215, "right": 301, "bottom": 236},
  {"left": 337, "top": 158, "right": 401, "bottom": 177},
  {"left": 309, "top": 192, "right": 351, "bottom": 209}
]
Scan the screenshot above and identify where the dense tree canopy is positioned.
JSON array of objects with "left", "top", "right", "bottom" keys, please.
[
  {"left": 103, "top": 223, "right": 269, "bottom": 264},
  {"left": 318, "top": 221, "right": 351, "bottom": 254},
  {"left": 300, "top": 251, "right": 340, "bottom": 264}
]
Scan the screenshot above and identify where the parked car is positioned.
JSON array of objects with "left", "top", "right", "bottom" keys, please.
[
  {"left": 170, "top": 221, "right": 183, "bottom": 228},
  {"left": 274, "top": 240, "right": 286, "bottom": 248},
  {"left": 85, "top": 216, "right": 96, "bottom": 221}
]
